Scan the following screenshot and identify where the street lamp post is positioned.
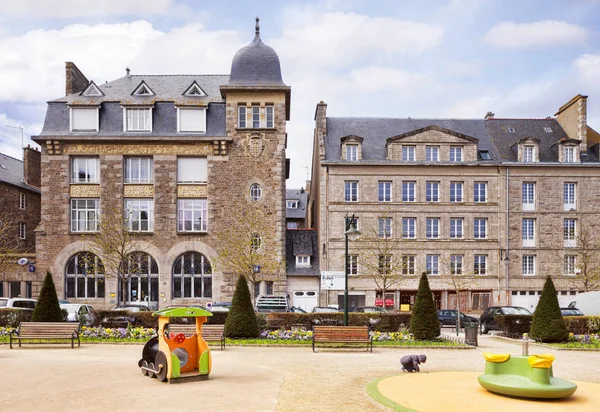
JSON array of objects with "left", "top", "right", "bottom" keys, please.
[
  {"left": 344, "top": 214, "right": 360, "bottom": 326},
  {"left": 501, "top": 250, "right": 510, "bottom": 305}
]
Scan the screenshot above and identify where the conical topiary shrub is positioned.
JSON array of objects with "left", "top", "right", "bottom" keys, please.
[
  {"left": 224, "top": 275, "right": 259, "bottom": 338},
  {"left": 530, "top": 276, "right": 569, "bottom": 343},
  {"left": 31, "top": 272, "right": 64, "bottom": 322},
  {"left": 410, "top": 272, "right": 440, "bottom": 340}
]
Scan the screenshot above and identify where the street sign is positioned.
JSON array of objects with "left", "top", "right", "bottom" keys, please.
[
  {"left": 320, "top": 271, "right": 345, "bottom": 291},
  {"left": 28, "top": 264, "right": 35, "bottom": 273},
  {"left": 17, "top": 257, "right": 28, "bottom": 266}
]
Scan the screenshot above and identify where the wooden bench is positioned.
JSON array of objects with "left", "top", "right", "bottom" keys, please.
[
  {"left": 167, "top": 324, "right": 225, "bottom": 350},
  {"left": 312, "top": 326, "right": 372, "bottom": 352},
  {"left": 10, "top": 322, "right": 81, "bottom": 349}
]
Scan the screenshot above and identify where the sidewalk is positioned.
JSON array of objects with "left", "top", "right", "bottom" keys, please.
[{"left": 1, "top": 335, "right": 598, "bottom": 412}]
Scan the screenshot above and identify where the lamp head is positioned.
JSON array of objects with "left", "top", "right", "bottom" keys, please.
[{"left": 344, "top": 222, "right": 360, "bottom": 237}]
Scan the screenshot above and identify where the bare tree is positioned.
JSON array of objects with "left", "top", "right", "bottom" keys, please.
[
  {"left": 83, "top": 203, "right": 148, "bottom": 305},
  {"left": 215, "top": 208, "right": 285, "bottom": 303},
  {"left": 570, "top": 217, "right": 600, "bottom": 292},
  {"left": 359, "top": 214, "right": 410, "bottom": 309}
]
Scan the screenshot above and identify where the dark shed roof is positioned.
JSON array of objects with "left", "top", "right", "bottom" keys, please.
[{"left": 286, "top": 230, "right": 319, "bottom": 276}]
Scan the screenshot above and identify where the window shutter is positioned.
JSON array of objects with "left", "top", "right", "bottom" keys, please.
[
  {"left": 72, "top": 108, "right": 97, "bottom": 131},
  {"left": 179, "top": 108, "right": 206, "bottom": 132},
  {"left": 177, "top": 158, "right": 207, "bottom": 183}
]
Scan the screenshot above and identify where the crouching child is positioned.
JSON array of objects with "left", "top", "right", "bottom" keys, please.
[{"left": 400, "top": 354, "right": 427, "bottom": 372}]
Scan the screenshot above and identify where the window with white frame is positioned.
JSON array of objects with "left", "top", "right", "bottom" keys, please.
[
  {"left": 450, "top": 146, "right": 463, "bottom": 162},
  {"left": 426, "top": 146, "right": 439, "bottom": 162},
  {"left": 250, "top": 184, "right": 262, "bottom": 201},
  {"left": 426, "top": 218, "right": 440, "bottom": 239},
  {"left": 378, "top": 255, "right": 391, "bottom": 275},
  {"left": 348, "top": 255, "right": 358, "bottom": 275},
  {"left": 522, "top": 182, "right": 535, "bottom": 211},
  {"left": 522, "top": 218, "right": 535, "bottom": 247},
  {"left": 402, "top": 181, "right": 416, "bottom": 202},
  {"left": 344, "top": 181, "right": 358, "bottom": 202},
  {"left": 125, "top": 108, "right": 152, "bottom": 131},
  {"left": 65, "top": 252, "right": 105, "bottom": 299},
  {"left": 450, "top": 255, "right": 463, "bottom": 275},
  {"left": 177, "top": 157, "right": 207, "bottom": 183},
  {"left": 266, "top": 105, "right": 274, "bottom": 128},
  {"left": 523, "top": 146, "right": 535, "bottom": 163},
  {"left": 426, "top": 254, "right": 439, "bottom": 275},
  {"left": 70, "top": 199, "right": 99, "bottom": 232},
  {"left": 287, "top": 200, "right": 299, "bottom": 208},
  {"left": 402, "top": 255, "right": 415, "bottom": 275},
  {"left": 296, "top": 255, "right": 310, "bottom": 266},
  {"left": 177, "top": 199, "right": 207, "bottom": 232},
  {"left": 346, "top": 144, "right": 358, "bottom": 161},
  {"left": 251, "top": 233, "right": 262, "bottom": 251},
  {"left": 71, "top": 157, "right": 99, "bottom": 183},
  {"left": 124, "top": 157, "right": 153, "bottom": 183},
  {"left": 426, "top": 181, "right": 440, "bottom": 202},
  {"left": 19, "top": 193, "right": 26, "bottom": 210},
  {"left": 523, "top": 255, "right": 535, "bottom": 276},
  {"left": 18, "top": 222, "right": 26, "bottom": 240},
  {"left": 474, "top": 218, "right": 487, "bottom": 239},
  {"left": 252, "top": 105, "right": 260, "bottom": 128},
  {"left": 402, "top": 146, "right": 415, "bottom": 161},
  {"left": 450, "top": 182, "right": 463, "bottom": 202},
  {"left": 70, "top": 107, "right": 98, "bottom": 132},
  {"left": 402, "top": 217, "right": 416, "bottom": 239},
  {"left": 450, "top": 218, "right": 463, "bottom": 239},
  {"left": 564, "top": 219, "right": 577, "bottom": 247},
  {"left": 474, "top": 255, "right": 487, "bottom": 275},
  {"left": 564, "top": 182, "right": 576, "bottom": 210},
  {"left": 378, "top": 181, "right": 392, "bottom": 202},
  {"left": 125, "top": 199, "right": 154, "bottom": 232},
  {"left": 378, "top": 217, "right": 392, "bottom": 239},
  {"left": 238, "top": 106, "right": 247, "bottom": 128},
  {"left": 564, "top": 255, "right": 576, "bottom": 276},
  {"left": 563, "top": 146, "right": 576, "bottom": 163},
  {"left": 178, "top": 108, "right": 206, "bottom": 133},
  {"left": 474, "top": 182, "right": 487, "bottom": 202}
]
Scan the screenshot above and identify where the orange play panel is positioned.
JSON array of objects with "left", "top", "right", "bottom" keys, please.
[{"left": 375, "top": 372, "right": 600, "bottom": 411}]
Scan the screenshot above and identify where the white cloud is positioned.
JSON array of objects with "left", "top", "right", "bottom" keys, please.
[
  {"left": 484, "top": 20, "right": 587, "bottom": 49},
  {"left": 575, "top": 54, "right": 600, "bottom": 82},
  {"left": 0, "top": 0, "right": 181, "bottom": 18},
  {"left": 0, "top": 112, "right": 41, "bottom": 160}
]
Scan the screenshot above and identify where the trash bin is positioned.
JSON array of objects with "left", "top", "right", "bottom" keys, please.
[{"left": 464, "top": 324, "right": 478, "bottom": 346}]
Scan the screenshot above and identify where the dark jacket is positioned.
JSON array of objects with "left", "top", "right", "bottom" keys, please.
[{"left": 400, "top": 354, "right": 427, "bottom": 372}]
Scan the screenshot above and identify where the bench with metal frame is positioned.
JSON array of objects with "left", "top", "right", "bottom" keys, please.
[
  {"left": 312, "top": 325, "right": 372, "bottom": 352},
  {"left": 9, "top": 322, "right": 81, "bottom": 349},
  {"left": 167, "top": 324, "right": 225, "bottom": 350}
]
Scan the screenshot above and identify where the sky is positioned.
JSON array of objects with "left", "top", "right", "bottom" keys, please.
[{"left": 0, "top": 0, "right": 599, "bottom": 189}]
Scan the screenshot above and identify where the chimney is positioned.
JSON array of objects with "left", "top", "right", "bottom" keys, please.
[
  {"left": 555, "top": 94, "right": 588, "bottom": 151},
  {"left": 65, "top": 62, "right": 89, "bottom": 96},
  {"left": 23, "top": 145, "right": 41, "bottom": 188},
  {"left": 484, "top": 112, "right": 495, "bottom": 120},
  {"left": 305, "top": 180, "right": 311, "bottom": 195}
]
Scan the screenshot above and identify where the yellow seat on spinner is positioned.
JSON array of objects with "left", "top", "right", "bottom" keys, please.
[
  {"left": 528, "top": 354, "right": 555, "bottom": 369},
  {"left": 483, "top": 352, "right": 511, "bottom": 363}
]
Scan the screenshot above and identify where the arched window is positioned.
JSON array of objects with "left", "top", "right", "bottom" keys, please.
[
  {"left": 251, "top": 233, "right": 262, "bottom": 252},
  {"left": 250, "top": 183, "right": 262, "bottom": 201},
  {"left": 122, "top": 252, "right": 159, "bottom": 304},
  {"left": 65, "top": 252, "right": 105, "bottom": 298},
  {"left": 172, "top": 252, "right": 212, "bottom": 298}
]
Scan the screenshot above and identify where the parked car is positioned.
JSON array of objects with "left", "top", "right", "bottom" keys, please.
[
  {"left": 103, "top": 304, "right": 151, "bottom": 327},
  {"left": 209, "top": 302, "right": 231, "bottom": 313},
  {"left": 110, "top": 303, "right": 151, "bottom": 312},
  {"left": 60, "top": 303, "right": 98, "bottom": 326},
  {"left": 567, "top": 291, "right": 600, "bottom": 315},
  {"left": 437, "top": 310, "right": 478, "bottom": 328},
  {"left": 311, "top": 306, "right": 339, "bottom": 313},
  {"left": 0, "top": 298, "right": 37, "bottom": 310},
  {"left": 355, "top": 306, "right": 388, "bottom": 313},
  {"left": 479, "top": 306, "right": 532, "bottom": 334},
  {"left": 288, "top": 306, "right": 307, "bottom": 313},
  {"left": 560, "top": 307, "right": 584, "bottom": 316}
]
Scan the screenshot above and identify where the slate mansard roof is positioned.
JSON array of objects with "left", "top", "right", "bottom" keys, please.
[
  {"left": 38, "top": 75, "right": 230, "bottom": 138},
  {"left": 0, "top": 153, "right": 40, "bottom": 193},
  {"left": 324, "top": 117, "right": 599, "bottom": 164},
  {"left": 286, "top": 229, "right": 319, "bottom": 276},
  {"left": 286, "top": 189, "right": 308, "bottom": 219}
]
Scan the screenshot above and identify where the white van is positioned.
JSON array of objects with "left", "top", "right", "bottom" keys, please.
[
  {"left": 567, "top": 291, "right": 600, "bottom": 315},
  {"left": 255, "top": 295, "right": 289, "bottom": 313}
]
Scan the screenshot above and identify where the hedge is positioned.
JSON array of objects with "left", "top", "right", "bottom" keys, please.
[
  {"left": 0, "top": 309, "right": 33, "bottom": 327},
  {"left": 264, "top": 312, "right": 412, "bottom": 332},
  {"left": 97, "top": 310, "right": 230, "bottom": 329},
  {"left": 563, "top": 316, "right": 600, "bottom": 335},
  {"left": 495, "top": 314, "right": 533, "bottom": 337}
]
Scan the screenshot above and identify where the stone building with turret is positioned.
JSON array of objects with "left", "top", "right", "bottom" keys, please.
[{"left": 32, "top": 20, "right": 290, "bottom": 309}]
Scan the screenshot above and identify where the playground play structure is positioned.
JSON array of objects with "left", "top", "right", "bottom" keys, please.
[
  {"left": 478, "top": 334, "right": 577, "bottom": 398},
  {"left": 138, "top": 307, "right": 213, "bottom": 383}
]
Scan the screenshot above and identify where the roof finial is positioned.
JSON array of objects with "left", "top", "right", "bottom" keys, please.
[
  {"left": 255, "top": 16, "right": 260, "bottom": 36},
  {"left": 126, "top": 67, "right": 130, "bottom": 76}
]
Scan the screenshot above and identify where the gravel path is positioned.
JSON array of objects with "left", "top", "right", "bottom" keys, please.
[{"left": 1, "top": 333, "right": 598, "bottom": 412}]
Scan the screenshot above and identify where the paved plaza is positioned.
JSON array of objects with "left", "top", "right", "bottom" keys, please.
[{"left": 1, "top": 334, "right": 599, "bottom": 411}]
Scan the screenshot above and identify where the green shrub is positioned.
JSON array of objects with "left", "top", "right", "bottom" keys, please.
[
  {"left": 225, "top": 275, "right": 259, "bottom": 338},
  {"left": 262, "top": 312, "right": 412, "bottom": 332},
  {"left": 496, "top": 315, "right": 533, "bottom": 337},
  {"left": 530, "top": 276, "right": 569, "bottom": 343},
  {"left": 0, "top": 309, "right": 32, "bottom": 327},
  {"left": 410, "top": 273, "right": 440, "bottom": 340},
  {"left": 32, "top": 272, "right": 63, "bottom": 322},
  {"left": 563, "top": 316, "right": 600, "bottom": 335}
]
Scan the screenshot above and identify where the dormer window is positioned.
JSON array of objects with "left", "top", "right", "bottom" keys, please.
[
  {"left": 341, "top": 135, "right": 363, "bottom": 161},
  {"left": 132, "top": 81, "right": 154, "bottom": 96},
  {"left": 296, "top": 255, "right": 310, "bottom": 266},
  {"left": 346, "top": 144, "right": 358, "bottom": 161},
  {"left": 507, "top": 127, "right": 516, "bottom": 133},
  {"left": 516, "top": 137, "right": 540, "bottom": 163},
  {"left": 70, "top": 107, "right": 99, "bottom": 132},
  {"left": 557, "top": 139, "right": 581, "bottom": 163},
  {"left": 287, "top": 200, "right": 299, "bottom": 209},
  {"left": 523, "top": 146, "right": 535, "bottom": 163},
  {"left": 124, "top": 108, "right": 152, "bottom": 132},
  {"left": 479, "top": 150, "right": 492, "bottom": 160},
  {"left": 402, "top": 146, "right": 415, "bottom": 161},
  {"left": 183, "top": 82, "right": 206, "bottom": 97},
  {"left": 177, "top": 107, "right": 206, "bottom": 133},
  {"left": 80, "top": 81, "right": 104, "bottom": 97},
  {"left": 544, "top": 127, "right": 553, "bottom": 133},
  {"left": 564, "top": 147, "right": 575, "bottom": 162}
]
